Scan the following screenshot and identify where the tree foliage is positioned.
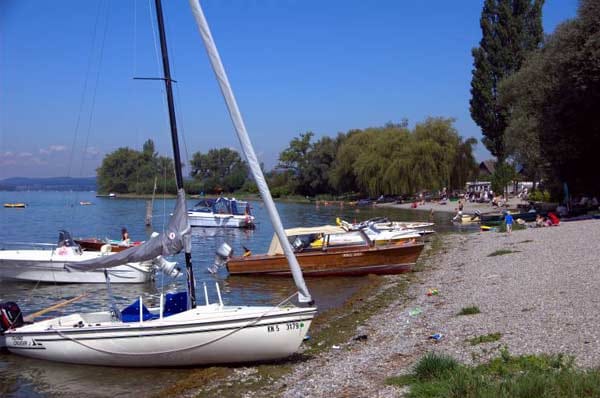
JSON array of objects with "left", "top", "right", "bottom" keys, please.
[
  {"left": 275, "top": 118, "right": 477, "bottom": 198},
  {"left": 500, "top": 0, "right": 600, "bottom": 197},
  {"left": 96, "top": 139, "right": 175, "bottom": 194},
  {"left": 189, "top": 148, "right": 249, "bottom": 193},
  {"left": 470, "top": 0, "right": 544, "bottom": 161}
]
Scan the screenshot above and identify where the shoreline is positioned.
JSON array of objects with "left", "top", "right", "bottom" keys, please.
[
  {"left": 267, "top": 219, "right": 600, "bottom": 396},
  {"left": 377, "top": 196, "right": 531, "bottom": 215}
]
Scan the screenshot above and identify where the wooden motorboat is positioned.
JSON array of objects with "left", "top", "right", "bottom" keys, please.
[
  {"left": 225, "top": 226, "right": 424, "bottom": 276},
  {"left": 75, "top": 238, "right": 142, "bottom": 253}
]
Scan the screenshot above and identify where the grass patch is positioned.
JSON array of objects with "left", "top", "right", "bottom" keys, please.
[
  {"left": 467, "top": 332, "right": 502, "bottom": 345},
  {"left": 458, "top": 306, "right": 480, "bottom": 316},
  {"left": 488, "top": 249, "right": 518, "bottom": 257},
  {"left": 386, "top": 350, "right": 600, "bottom": 398}
]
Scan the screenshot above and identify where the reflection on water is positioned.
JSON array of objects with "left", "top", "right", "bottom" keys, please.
[{"left": 0, "top": 192, "right": 462, "bottom": 397}]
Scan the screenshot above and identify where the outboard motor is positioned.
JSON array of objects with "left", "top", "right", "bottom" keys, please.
[
  {"left": 0, "top": 302, "right": 24, "bottom": 333},
  {"left": 154, "top": 256, "right": 181, "bottom": 278},
  {"left": 210, "top": 242, "right": 232, "bottom": 273},
  {"left": 292, "top": 236, "right": 305, "bottom": 252}
]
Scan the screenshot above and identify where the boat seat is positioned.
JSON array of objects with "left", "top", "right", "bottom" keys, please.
[
  {"left": 121, "top": 299, "right": 157, "bottom": 322},
  {"left": 163, "top": 292, "right": 188, "bottom": 317}
]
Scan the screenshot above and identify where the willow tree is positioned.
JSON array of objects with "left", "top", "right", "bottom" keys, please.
[{"left": 470, "top": 0, "right": 544, "bottom": 161}]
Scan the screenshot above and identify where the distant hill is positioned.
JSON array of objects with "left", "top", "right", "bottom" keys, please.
[{"left": 0, "top": 177, "right": 97, "bottom": 191}]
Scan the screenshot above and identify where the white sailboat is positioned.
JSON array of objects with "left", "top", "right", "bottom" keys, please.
[{"left": 1, "top": 0, "right": 316, "bottom": 366}]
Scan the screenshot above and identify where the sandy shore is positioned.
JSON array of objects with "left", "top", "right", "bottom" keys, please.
[
  {"left": 378, "top": 196, "right": 530, "bottom": 214},
  {"left": 273, "top": 219, "right": 600, "bottom": 397}
]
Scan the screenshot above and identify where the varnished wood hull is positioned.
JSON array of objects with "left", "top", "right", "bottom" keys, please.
[
  {"left": 75, "top": 239, "right": 137, "bottom": 253},
  {"left": 226, "top": 242, "right": 424, "bottom": 276}
]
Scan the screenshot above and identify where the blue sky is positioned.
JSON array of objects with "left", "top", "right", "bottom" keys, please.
[{"left": 0, "top": 0, "right": 578, "bottom": 179}]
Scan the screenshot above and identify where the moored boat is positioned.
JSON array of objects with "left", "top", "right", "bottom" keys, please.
[
  {"left": 223, "top": 226, "right": 424, "bottom": 276},
  {"left": 188, "top": 197, "right": 255, "bottom": 228},
  {"left": 0, "top": 231, "right": 169, "bottom": 284},
  {"left": 3, "top": 203, "right": 26, "bottom": 208},
  {"left": 75, "top": 238, "right": 143, "bottom": 253}
]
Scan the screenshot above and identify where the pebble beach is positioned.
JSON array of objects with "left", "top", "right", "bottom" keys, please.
[{"left": 273, "top": 218, "right": 600, "bottom": 397}]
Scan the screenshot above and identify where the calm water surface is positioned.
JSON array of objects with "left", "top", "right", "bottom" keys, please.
[{"left": 0, "top": 191, "right": 463, "bottom": 397}]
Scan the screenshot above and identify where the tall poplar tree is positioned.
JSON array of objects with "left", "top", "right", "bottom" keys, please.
[{"left": 470, "top": 0, "right": 544, "bottom": 161}]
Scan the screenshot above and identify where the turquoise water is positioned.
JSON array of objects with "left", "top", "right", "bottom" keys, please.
[{"left": 0, "top": 191, "right": 458, "bottom": 397}]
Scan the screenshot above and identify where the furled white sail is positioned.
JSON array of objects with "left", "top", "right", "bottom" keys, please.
[{"left": 188, "top": 0, "right": 312, "bottom": 303}]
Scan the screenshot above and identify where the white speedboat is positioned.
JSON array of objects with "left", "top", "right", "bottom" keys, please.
[
  {"left": 0, "top": 231, "right": 161, "bottom": 284},
  {"left": 188, "top": 197, "right": 255, "bottom": 228},
  {"left": 337, "top": 217, "right": 435, "bottom": 236},
  {"left": 2, "top": 0, "right": 315, "bottom": 367}
]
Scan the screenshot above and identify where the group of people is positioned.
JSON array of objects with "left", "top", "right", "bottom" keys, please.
[{"left": 535, "top": 213, "right": 559, "bottom": 228}]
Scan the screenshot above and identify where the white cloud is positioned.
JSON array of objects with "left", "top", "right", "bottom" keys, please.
[
  {"left": 49, "top": 145, "right": 66, "bottom": 152},
  {"left": 18, "top": 152, "right": 33, "bottom": 157},
  {"left": 85, "top": 146, "right": 100, "bottom": 156},
  {"left": 39, "top": 145, "right": 67, "bottom": 155}
]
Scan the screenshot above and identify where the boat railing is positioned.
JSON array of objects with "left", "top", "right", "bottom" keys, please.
[{"left": 0, "top": 241, "right": 57, "bottom": 250}]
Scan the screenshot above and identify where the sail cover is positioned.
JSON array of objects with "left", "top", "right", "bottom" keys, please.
[
  {"left": 69, "top": 189, "right": 191, "bottom": 271},
  {"left": 188, "top": 0, "right": 312, "bottom": 303}
]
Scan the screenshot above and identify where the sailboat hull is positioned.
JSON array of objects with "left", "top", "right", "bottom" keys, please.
[{"left": 4, "top": 305, "right": 316, "bottom": 366}]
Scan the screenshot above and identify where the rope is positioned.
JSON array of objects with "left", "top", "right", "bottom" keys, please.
[{"left": 50, "top": 292, "right": 303, "bottom": 357}]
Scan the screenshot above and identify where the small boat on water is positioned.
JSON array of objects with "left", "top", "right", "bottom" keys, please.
[
  {"left": 75, "top": 238, "right": 143, "bottom": 253},
  {"left": 3, "top": 203, "right": 26, "bottom": 208},
  {"left": 0, "top": 231, "right": 174, "bottom": 283},
  {"left": 221, "top": 225, "right": 424, "bottom": 276},
  {"left": 188, "top": 197, "right": 255, "bottom": 228},
  {"left": 452, "top": 212, "right": 480, "bottom": 224},
  {"left": 79, "top": 201, "right": 93, "bottom": 206}
]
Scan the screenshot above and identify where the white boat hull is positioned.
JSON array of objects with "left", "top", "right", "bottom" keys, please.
[
  {"left": 0, "top": 250, "right": 154, "bottom": 283},
  {"left": 4, "top": 305, "right": 316, "bottom": 367},
  {"left": 188, "top": 211, "right": 255, "bottom": 228}
]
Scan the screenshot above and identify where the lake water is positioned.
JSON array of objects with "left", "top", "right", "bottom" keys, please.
[{"left": 0, "top": 191, "right": 463, "bottom": 397}]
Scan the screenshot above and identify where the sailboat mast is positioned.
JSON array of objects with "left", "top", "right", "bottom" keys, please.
[{"left": 154, "top": 0, "right": 196, "bottom": 308}]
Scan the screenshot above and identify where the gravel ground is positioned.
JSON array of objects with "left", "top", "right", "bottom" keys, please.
[{"left": 274, "top": 219, "right": 600, "bottom": 397}]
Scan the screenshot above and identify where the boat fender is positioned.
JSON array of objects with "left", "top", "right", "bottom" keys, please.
[
  {"left": 100, "top": 244, "right": 112, "bottom": 254},
  {"left": 0, "top": 302, "right": 24, "bottom": 332}
]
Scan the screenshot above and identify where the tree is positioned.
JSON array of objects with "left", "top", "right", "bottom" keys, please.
[
  {"left": 491, "top": 161, "right": 516, "bottom": 196},
  {"left": 470, "top": 0, "right": 544, "bottom": 161},
  {"left": 189, "top": 148, "right": 249, "bottom": 193},
  {"left": 499, "top": 0, "right": 600, "bottom": 197},
  {"left": 96, "top": 140, "right": 175, "bottom": 194}
]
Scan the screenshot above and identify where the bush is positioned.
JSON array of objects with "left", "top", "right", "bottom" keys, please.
[{"left": 528, "top": 190, "right": 551, "bottom": 202}]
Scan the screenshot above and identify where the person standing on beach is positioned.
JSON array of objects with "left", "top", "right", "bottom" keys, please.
[{"left": 505, "top": 211, "right": 514, "bottom": 235}]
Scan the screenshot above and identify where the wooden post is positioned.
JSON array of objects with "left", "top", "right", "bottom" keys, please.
[{"left": 145, "top": 200, "right": 153, "bottom": 226}]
